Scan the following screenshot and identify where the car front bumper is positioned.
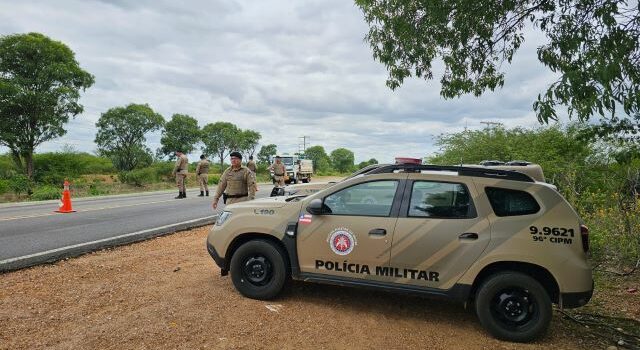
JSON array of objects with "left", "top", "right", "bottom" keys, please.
[{"left": 206, "top": 239, "right": 228, "bottom": 276}]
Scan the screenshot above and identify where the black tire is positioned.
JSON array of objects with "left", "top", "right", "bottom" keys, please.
[
  {"left": 230, "top": 240, "right": 288, "bottom": 300},
  {"left": 475, "top": 272, "right": 552, "bottom": 342}
]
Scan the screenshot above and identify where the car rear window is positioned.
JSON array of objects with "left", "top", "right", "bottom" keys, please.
[
  {"left": 485, "top": 187, "right": 540, "bottom": 216},
  {"left": 408, "top": 181, "right": 475, "bottom": 218}
]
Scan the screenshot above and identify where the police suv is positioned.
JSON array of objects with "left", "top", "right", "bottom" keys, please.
[{"left": 206, "top": 163, "right": 593, "bottom": 342}]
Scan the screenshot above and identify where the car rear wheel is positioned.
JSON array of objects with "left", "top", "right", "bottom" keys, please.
[
  {"left": 475, "top": 272, "right": 552, "bottom": 342},
  {"left": 230, "top": 240, "right": 288, "bottom": 300}
]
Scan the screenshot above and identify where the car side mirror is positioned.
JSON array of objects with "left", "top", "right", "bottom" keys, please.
[{"left": 306, "top": 198, "right": 324, "bottom": 215}]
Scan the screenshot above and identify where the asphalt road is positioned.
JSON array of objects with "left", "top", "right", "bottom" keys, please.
[{"left": 0, "top": 188, "right": 270, "bottom": 272}]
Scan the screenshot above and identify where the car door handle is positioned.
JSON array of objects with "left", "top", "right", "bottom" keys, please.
[
  {"left": 458, "top": 232, "right": 478, "bottom": 240},
  {"left": 369, "top": 228, "right": 387, "bottom": 236}
]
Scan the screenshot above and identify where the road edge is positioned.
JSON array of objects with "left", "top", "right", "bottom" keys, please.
[{"left": 0, "top": 215, "right": 217, "bottom": 273}]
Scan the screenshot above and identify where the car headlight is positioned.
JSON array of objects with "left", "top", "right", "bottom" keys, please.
[{"left": 216, "top": 211, "right": 232, "bottom": 226}]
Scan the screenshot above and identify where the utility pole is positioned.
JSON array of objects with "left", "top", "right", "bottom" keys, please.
[{"left": 298, "top": 136, "right": 310, "bottom": 156}]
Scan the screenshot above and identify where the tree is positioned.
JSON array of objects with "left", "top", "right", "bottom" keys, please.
[
  {"left": 95, "top": 104, "right": 165, "bottom": 171},
  {"left": 158, "top": 114, "right": 200, "bottom": 160},
  {"left": 304, "top": 145, "right": 331, "bottom": 172},
  {"left": 257, "top": 144, "right": 277, "bottom": 165},
  {"left": 330, "top": 148, "right": 355, "bottom": 173},
  {"left": 579, "top": 114, "right": 640, "bottom": 165},
  {"left": 0, "top": 32, "right": 95, "bottom": 180},
  {"left": 238, "top": 129, "right": 262, "bottom": 159},
  {"left": 356, "top": 0, "right": 640, "bottom": 124},
  {"left": 428, "top": 124, "right": 594, "bottom": 181},
  {"left": 358, "top": 158, "right": 378, "bottom": 169},
  {"left": 201, "top": 122, "right": 240, "bottom": 170}
]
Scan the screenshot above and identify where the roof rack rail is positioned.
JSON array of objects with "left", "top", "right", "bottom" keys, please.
[{"left": 367, "top": 164, "right": 535, "bottom": 182}]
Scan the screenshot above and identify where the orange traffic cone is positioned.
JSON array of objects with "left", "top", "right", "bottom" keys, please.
[{"left": 55, "top": 180, "right": 76, "bottom": 213}]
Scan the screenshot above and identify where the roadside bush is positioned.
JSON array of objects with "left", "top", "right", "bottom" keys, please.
[
  {"left": 0, "top": 179, "right": 8, "bottom": 194},
  {"left": 33, "top": 152, "right": 116, "bottom": 185},
  {"left": 580, "top": 193, "right": 640, "bottom": 267},
  {"left": 149, "top": 162, "right": 174, "bottom": 182},
  {"left": 8, "top": 175, "right": 32, "bottom": 196},
  {"left": 119, "top": 168, "right": 157, "bottom": 186},
  {"left": 0, "top": 155, "right": 16, "bottom": 179},
  {"left": 88, "top": 180, "right": 111, "bottom": 196},
  {"left": 30, "top": 185, "right": 62, "bottom": 201},
  {"left": 208, "top": 175, "right": 220, "bottom": 185}
]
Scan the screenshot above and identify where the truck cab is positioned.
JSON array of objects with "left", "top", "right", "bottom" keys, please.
[{"left": 270, "top": 154, "right": 313, "bottom": 184}]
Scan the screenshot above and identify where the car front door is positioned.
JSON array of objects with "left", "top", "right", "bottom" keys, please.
[
  {"left": 297, "top": 178, "right": 405, "bottom": 282},
  {"left": 389, "top": 175, "right": 491, "bottom": 290}
]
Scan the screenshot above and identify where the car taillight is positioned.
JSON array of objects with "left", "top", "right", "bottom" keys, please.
[{"left": 580, "top": 224, "right": 589, "bottom": 252}]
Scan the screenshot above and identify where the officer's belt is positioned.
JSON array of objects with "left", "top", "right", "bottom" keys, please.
[
  {"left": 275, "top": 173, "right": 284, "bottom": 176},
  {"left": 225, "top": 193, "right": 248, "bottom": 199}
]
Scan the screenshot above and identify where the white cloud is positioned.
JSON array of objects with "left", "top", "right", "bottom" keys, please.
[{"left": 0, "top": 0, "right": 561, "bottom": 163}]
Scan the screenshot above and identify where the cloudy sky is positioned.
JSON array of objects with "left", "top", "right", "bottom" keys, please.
[{"left": 0, "top": 0, "right": 560, "bottom": 163}]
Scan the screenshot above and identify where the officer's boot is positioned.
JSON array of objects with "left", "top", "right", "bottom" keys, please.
[
  {"left": 174, "top": 191, "right": 182, "bottom": 199},
  {"left": 182, "top": 191, "right": 186, "bottom": 198},
  {"left": 198, "top": 191, "right": 204, "bottom": 197},
  {"left": 206, "top": 191, "right": 209, "bottom": 197}
]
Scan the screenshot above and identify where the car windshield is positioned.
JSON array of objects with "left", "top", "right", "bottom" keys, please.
[
  {"left": 343, "top": 163, "right": 388, "bottom": 180},
  {"left": 281, "top": 157, "right": 294, "bottom": 165}
]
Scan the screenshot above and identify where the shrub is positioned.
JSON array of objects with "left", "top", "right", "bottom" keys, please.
[
  {"left": 8, "top": 175, "right": 32, "bottom": 196},
  {"left": 33, "top": 152, "right": 116, "bottom": 185},
  {"left": 119, "top": 168, "right": 157, "bottom": 186},
  {"left": 0, "top": 179, "right": 8, "bottom": 194},
  {"left": 0, "top": 155, "right": 16, "bottom": 179},
  {"left": 208, "top": 175, "right": 220, "bottom": 185},
  {"left": 149, "top": 162, "right": 174, "bottom": 182},
  {"left": 88, "top": 181, "right": 111, "bottom": 196},
  {"left": 31, "top": 185, "right": 62, "bottom": 201}
]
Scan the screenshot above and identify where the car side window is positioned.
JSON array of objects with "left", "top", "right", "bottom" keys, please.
[
  {"left": 485, "top": 187, "right": 540, "bottom": 216},
  {"left": 324, "top": 181, "right": 398, "bottom": 217},
  {"left": 408, "top": 181, "right": 474, "bottom": 218}
]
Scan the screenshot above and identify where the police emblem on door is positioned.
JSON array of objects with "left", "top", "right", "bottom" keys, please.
[{"left": 328, "top": 228, "right": 357, "bottom": 256}]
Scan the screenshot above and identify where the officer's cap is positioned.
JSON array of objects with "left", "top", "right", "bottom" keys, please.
[{"left": 230, "top": 151, "right": 242, "bottom": 159}]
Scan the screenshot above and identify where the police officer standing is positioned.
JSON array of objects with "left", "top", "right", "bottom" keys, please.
[
  {"left": 196, "top": 154, "right": 210, "bottom": 197},
  {"left": 172, "top": 150, "right": 189, "bottom": 199},
  {"left": 269, "top": 155, "right": 286, "bottom": 187},
  {"left": 212, "top": 151, "right": 256, "bottom": 210},
  {"left": 246, "top": 155, "right": 256, "bottom": 172},
  {"left": 246, "top": 155, "right": 258, "bottom": 192}
]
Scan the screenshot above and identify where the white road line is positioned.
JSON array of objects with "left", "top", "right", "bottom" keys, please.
[
  {"left": 0, "top": 198, "right": 181, "bottom": 222},
  {"left": 0, "top": 215, "right": 217, "bottom": 265}
]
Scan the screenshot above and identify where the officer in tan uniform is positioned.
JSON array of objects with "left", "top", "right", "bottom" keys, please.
[
  {"left": 269, "top": 156, "right": 286, "bottom": 187},
  {"left": 196, "top": 154, "right": 210, "bottom": 197},
  {"left": 246, "top": 155, "right": 258, "bottom": 192},
  {"left": 172, "top": 150, "right": 189, "bottom": 199},
  {"left": 212, "top": 151, "right": 256, "bottom": 210}
]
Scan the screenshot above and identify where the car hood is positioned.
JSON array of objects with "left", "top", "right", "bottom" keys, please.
[{"left": 225, "top": 196, "right": 291, "bottom": 209}]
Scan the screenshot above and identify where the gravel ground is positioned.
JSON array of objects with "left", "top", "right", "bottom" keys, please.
[{"left": 0, "top": 226, "right": 631, "bottom": 350}]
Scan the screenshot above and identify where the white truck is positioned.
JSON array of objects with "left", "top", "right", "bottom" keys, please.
[{"left": 270, "top": 154, "right": 313, "bottom": 184}]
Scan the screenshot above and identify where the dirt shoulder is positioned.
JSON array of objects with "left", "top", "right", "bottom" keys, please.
[{"left": 1, "top": 227, "right": 638, "bottom": 349}]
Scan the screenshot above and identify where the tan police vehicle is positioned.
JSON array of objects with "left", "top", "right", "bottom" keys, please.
[{"left": 207, "top": 163, "right": 593, "bottom": 342}]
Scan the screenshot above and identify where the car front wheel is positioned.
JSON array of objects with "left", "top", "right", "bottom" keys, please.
[
  {"left": 230, "top": 240, "right": 288, "bottom": 300},
  {"left": 475, "top": 272, "right": 552, "bottom": 342}
]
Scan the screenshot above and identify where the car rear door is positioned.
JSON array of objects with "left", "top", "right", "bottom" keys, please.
[{"left": 389, "top": 174, "right": 491, "bottom": 290}]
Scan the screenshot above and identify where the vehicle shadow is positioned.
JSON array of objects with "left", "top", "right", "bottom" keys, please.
[{"left": 280, "top": 280, "right": 476, "bottom": 324}]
